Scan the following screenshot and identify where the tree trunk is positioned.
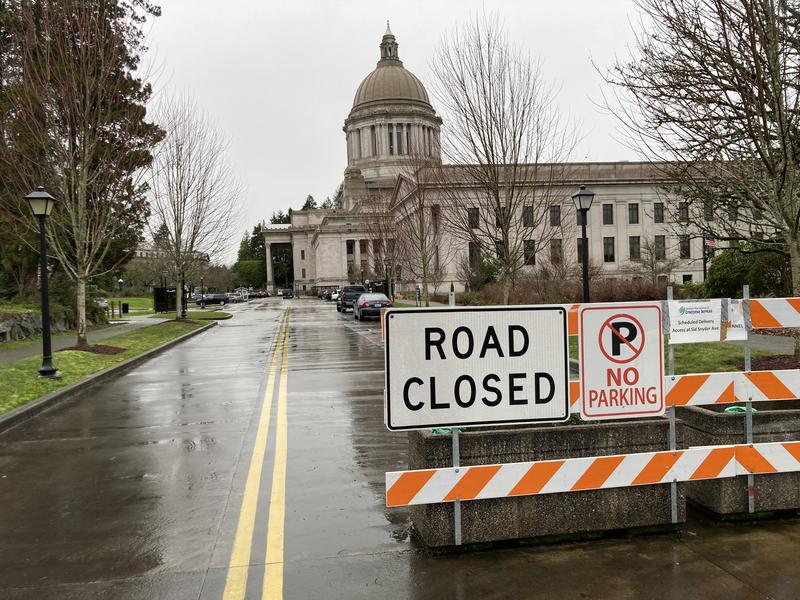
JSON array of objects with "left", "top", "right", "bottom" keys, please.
[
  {"left": 789, "top": 240, "right": 800, "bottom": 358},
  {"left": 76, "top": 276, "right": 88, "bottom": 347},
  {"left": 175, "top": 276, "right": 183, "bottom": 320},
  {"left": 422, "top": 279, "right": 430, "bottom": 307},
  {"left": 502, "top": 275, "right": 512, "bottom": 305}
]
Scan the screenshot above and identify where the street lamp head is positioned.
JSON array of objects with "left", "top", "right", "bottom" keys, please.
[
  {"left": 571, "top": 184, "right": 595, "bottom": 212},
  {"left": 24, "top": 186, "right": 57, "bottom": 217}
]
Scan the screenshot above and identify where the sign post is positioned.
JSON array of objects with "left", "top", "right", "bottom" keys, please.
[
  {"left": 384, "top": 306, "right": 570, "bottom": 431},
  {"left": 579, "top": 304, "right": 665, "bottom": 421}
]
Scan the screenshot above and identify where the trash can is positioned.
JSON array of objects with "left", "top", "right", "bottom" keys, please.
[{"left": 121, "top": 302, "right": 129, "bottom": 314}]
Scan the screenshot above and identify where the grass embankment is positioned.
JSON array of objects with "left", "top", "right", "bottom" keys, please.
[
  {"left": 0, "top": 320, "right": 207, "bottom": 416},
  {"left": 0, "top": 300, "right": 37, "bottom": 315},
  {"left": 148, "top": 309, "right": 232, "bottom": 320},
  {"left": 567, "top": 336, "right": 771, "bottom": 375},
  {"left": 106, "top": 296, "right": 152, "bottom": 310}
]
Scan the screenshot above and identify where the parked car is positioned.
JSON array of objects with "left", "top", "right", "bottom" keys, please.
[
  {"left": 225, "top": 293, "right": 244, "bottom": 303},
  {"left": 94, "top": 297, "right": 109, "bottom": 310},
  {"left": 353, "top": 293, "right": 393, "bottom": 320},
  {"left": 199, "top": 293, "right": 227, "bottom": 305},
  {"left": 277, "top": 289, "right": 283, "bottom": 296},
  {"left": 336, "top": 285, "right": 367, "bottom": 313},
  {"left": 330, "top": 289, "right": 341, "bottom": 301},
  {"left": 281, "top": 288, "right": 294, "bottom": 299}
]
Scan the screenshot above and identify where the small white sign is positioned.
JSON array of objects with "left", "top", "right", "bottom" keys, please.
[
  {"left": 668, "top": 299, "right": 723, "bottom": 344},
  {"left": 725, "top": 299, "right": 748, "bottom": 342},
  {"left": 579, "top": 304, "right": 665, "bottom": 421},
  {"left": 384, "top": 306, "right": 570, "bottom": 431}
]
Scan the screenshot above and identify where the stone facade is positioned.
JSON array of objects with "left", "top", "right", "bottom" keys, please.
[{"left": 263, "top": 27, "right": 710, "bottom": 293}]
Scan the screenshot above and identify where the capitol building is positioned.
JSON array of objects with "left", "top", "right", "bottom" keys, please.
[{"left": 262, "top": 26, "right": 708, "bottom": 294}]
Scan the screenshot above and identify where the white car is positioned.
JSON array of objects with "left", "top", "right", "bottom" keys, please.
[
  {"left": 277, "top": 289, "right": 283, "bottom": 296},
  {"left": 331, "top": 290, "right": 340, "bottom": 301}
]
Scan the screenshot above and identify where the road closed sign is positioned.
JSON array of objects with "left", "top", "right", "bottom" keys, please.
[
  {"left": 384, "top": 306, "right": 569, "bottom": 430},
  {"left": 579, "top": 304, "right": 664, "bottom": 421}
]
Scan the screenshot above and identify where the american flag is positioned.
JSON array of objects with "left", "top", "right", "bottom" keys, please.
[{"left": 704, "top": 237, "right": 720, "bottom": 249}]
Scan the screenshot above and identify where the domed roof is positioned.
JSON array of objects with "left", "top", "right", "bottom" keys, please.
[{"left": 352, "top": 25, "right": 431, "bottom": 110}]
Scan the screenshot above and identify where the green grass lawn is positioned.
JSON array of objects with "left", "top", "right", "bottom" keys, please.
[
  {"left": 148, "top": 310, "right": 231, "bottom": 320},
  {"left": 0, "top": 299, "right": 37, "bottom": 315},
  {"left": 0, "top": 320, "right": 207, "bottom": 416},
  {"left": 106, "top": 296, "right": 153, "bottom": 310},
  {"left": 0, "top": 324, "right": 113, "bottom": 352},
  {"left": 567, "top": 336, "right": 771, "bottom": 375}
]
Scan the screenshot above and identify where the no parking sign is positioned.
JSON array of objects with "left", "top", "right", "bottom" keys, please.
[{"left": 579, "top": 304, "right": 664, "bottom": 420}]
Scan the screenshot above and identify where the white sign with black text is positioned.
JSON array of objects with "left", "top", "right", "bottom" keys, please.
[
  {"left": 668, "top": 299, "right": 723, "bottom": 344},
  {"left": 384, "top": 306, "right": 570, "bottom": 431},
  {"left": 579, "top": 304, "right": 665, "bottom": 421}
]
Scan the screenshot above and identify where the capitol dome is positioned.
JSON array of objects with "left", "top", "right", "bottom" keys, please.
[{"left": 351, "top": 24, "right": 432, "bottom": 110}]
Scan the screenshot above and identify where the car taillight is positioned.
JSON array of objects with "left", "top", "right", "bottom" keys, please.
[
  {"left": 386, "top": 301, "right": 393, "bottom": 307},
  {"left": 360, "top": 301, "right": 369, "bottom": 308}
]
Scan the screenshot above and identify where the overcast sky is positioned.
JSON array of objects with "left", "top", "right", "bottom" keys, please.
[{"left": 145, "top": 0, "right": 642, "bottom": 263}]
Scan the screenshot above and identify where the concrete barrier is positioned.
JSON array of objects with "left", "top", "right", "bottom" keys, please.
[
  {"left": 679, "top": 402, "right": 800, "bottom": 516},
  {"left": 408, "top": 418, "right": 685, "bottom": 547}
]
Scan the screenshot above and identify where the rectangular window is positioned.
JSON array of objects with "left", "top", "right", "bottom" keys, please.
[
  {"left": 396, "top": 124, "right": 404, "bottom": 155},
  {"left": 549, "top": 205, "right": 561, "bottom": 227},
  {"left": 301, "top": 268, "right": 306, "bottom": 279},
  {"left": 602, "top": 204, "right": 614, "bottom": 225},
  {"left": 406, "top": 125, "right": 411, "bottom": 155},
  {"left": 679, "top": 234, "right": 691, "bottom": 259},
  {"left": 682, "top": 274, "right": 693, "bottom": 284},
  {"left": 388, "top": 124, "right": 394, "bottom": 155},
  {"left": 679, "top": 202, "right": 689, "bottom": 223},
  {"left": 654, "top": 202, "right": 664, "bottom": 223},
  {"left": 577, "top": 237, "right": 588, "bottom": 263},
  {"left": 300, "top": 249, "right": 305, "bottom": 261},
  {"left": 359, "top": 239, "right": 368, "bottom": 254},
  {"left": 523, "top": 205, "right": 534, "bottom": 227},
  {"left": 370, "top": 125, "right": 376, "bottom": 156},
  {"left": 704, "top": 201, "right": 714, "bottom": 221},
  {"left": 603, "top": 237, "right": 615, "bottom": 262},
  {"left": 550, "top": 238, "right": 562, "bottom": 264},
  {"left": 494, "top": 238, "right": 503, "bottom": 256},
  {"left": 432, "top": 205, "right": 440, "bottom": 235},
  {"left": 728, "top": 203, "right": 739, "bottom": 223},
  {"left": 655, "top": 235, "right": 666, "bottom": 260},
  {"left": 628, "top": 203, "right": 639, "bottom": 225},
  {"left": 467, "top": 207, "right": 479, "bottom": 229},
  {"left": 346, "top": 240, "right": 355, "bottom": 255},
  {"left": 753, "top": 207, "right": 763, "bottom": 222},
  {"left": 629, "top": 236, "right": 641, "bottom": 260},
  {"left": 524, "top": 240, "right": 536, "bottom": 265},
  {"left": 468, "top": 242, "right": 480, "bottom": 267}
]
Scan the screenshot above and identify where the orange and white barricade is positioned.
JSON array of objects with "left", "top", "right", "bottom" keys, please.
[{"left": 386, "top": 442, "right": 800, "bottom": 507}]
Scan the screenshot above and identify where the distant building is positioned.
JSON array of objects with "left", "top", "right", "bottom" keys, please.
[{"left": 263, "top": 25, "right": 712, "bottom": 293}]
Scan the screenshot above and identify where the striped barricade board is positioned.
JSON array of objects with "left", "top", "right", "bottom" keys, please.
[{"left": 386, "top": 441, "right": 800, "bottom": 507}]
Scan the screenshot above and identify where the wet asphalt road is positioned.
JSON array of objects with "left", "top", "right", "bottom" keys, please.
[{"left": 2, "top": 299, "right": 800, "bottom": 599}]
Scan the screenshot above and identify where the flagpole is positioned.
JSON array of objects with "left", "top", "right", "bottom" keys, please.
[{"left": 702, "top": 236, "right": 708, "bottom": 281}]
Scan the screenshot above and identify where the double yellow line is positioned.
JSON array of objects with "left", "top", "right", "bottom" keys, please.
[{"left": 223, "top": 309, "right": 290, "bottom": 599}]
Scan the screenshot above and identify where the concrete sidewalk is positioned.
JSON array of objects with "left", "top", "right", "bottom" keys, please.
[
  {"left": 0, "top": 315, "right": 168, "bottom": 365},
  {"left": 730, "top": 333, "right": 795, "bottom": 354}
]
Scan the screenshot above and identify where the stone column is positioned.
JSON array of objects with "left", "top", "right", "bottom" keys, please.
[
  {"left": 265, "top": 243, "right": 274, "bottom": 291},
  {"left": 354, "top": 239, "right": 361, "bottom": 281}
]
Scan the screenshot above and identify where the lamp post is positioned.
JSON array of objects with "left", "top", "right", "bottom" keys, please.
[
  {"left": 200, "top": 276, "right": 205, "bottom": 309},
  {"left": 117, "top": 277, "right": 124, "bottom": 292},
  {"left": 572, "top": 184, "right": 595, "bottom": 303},
  {"left": 383, "top": 260, "right": 392, "bottom": 300},
  {"left": 24, "top": 186, "right": 59, "bottom": 378}
]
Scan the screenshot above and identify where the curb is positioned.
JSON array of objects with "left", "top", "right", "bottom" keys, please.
[{"left": 0, "top": 321, "right": 217, "bottom": 436}]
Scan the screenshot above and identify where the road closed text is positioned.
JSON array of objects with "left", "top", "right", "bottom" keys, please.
[{"left": 385, "top": 307, "right": 569, "bottom": 430}]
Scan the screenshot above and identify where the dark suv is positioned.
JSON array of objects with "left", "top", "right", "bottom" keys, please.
[{"left": 336, "top": 285, "right": 367, "bottom": 313}]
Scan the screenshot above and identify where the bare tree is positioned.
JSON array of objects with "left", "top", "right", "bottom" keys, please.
[
  {"left": 0, "top": 0, "right": 162, "bottom": 345},
  {"left": 388, "top": 149, "right": 457, "bottom": 305},
  {"left": 623, "top": 237, "right": 680, "bottom": 284},
  {"left": 430, "top": 13, "right": 580, "bottom": 303},
  {"left": 605, "top": 1, "right": 800, "bottom": 284},
  {"left": 148, "top": 96, "right": 240, "bottom": 319}
]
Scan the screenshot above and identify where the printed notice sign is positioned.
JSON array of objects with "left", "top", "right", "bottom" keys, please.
[
  {"left": 668, "top": 299, "right": 722, "bottom": 344},
  {"left": 725, "top": 299, "right": 748, "bottom": 342}
]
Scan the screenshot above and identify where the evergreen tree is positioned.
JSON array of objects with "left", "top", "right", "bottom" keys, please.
[{"left": 301, "top": 194, "right": 317, "bottom": 210}]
